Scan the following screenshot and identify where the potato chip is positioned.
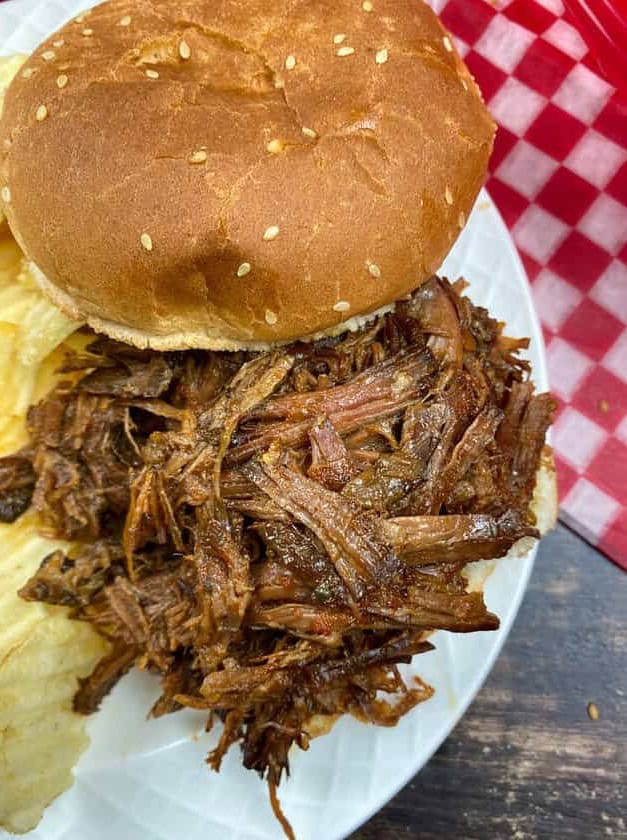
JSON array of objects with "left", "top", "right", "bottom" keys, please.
[
  {"left": 0, "top": 55, "right": 26, "bottom": 226},
  {"left": 0, "top": 225, "right": 82, "bottom": 455},
  {"left": 0, "top": 55, "right": 25, "bottom": 109},
  {"left": 0, "top": 171, "right": 107, "bottom": 832},
  {"left": 0, "top": 514, "right": 110, "bottom": 834}
]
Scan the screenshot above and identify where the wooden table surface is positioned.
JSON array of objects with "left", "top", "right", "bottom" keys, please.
[{"left": 351, "top": 525, "right": 626, "bottom": 840}]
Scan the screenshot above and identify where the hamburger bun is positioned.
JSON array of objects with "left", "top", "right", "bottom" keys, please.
[{"left": 0, "top": 0, "right": 495, "bottom": 350}]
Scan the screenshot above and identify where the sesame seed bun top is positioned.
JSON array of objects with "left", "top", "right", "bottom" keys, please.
[{"left": 0, "top": 0, "right": 495, "bottom": 350}]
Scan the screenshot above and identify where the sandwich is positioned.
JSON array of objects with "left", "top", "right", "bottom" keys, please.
[{"left": 0, "top": 1, "right": 557, "bottom": 835}]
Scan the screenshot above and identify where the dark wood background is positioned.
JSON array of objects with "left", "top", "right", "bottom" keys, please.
[{"left": 351, "top": 525, "right": 627, "bottom": 840}]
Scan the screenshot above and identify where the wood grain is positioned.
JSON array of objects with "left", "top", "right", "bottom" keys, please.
[{"left": 351, "top": 525, "right": 627, "bottom": 839}]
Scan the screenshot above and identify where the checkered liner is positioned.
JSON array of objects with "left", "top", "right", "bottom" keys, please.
[{"left": 436, "top": 0, "right": 627, "bottom": 569}]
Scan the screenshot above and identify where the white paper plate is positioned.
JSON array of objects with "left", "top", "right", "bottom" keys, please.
[{"left": 1, "top": 3, "right": 549, "bottom": 838}]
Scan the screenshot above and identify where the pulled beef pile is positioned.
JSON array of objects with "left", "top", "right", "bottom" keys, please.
[{"left": 2, "top": 278, "right": 554, "bottom": 801}]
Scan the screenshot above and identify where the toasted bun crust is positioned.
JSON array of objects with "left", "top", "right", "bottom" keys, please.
[{"left": 0, "top": 0, "right": 494, "bottom": 350}]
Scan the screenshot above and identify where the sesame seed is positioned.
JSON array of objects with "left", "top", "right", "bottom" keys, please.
[
  {"left": 333, "top": 34, "right": 347, "bottom": 45},
  {"left": 189, "top": 149, "right": 208, "bottom": 164},
  {"left": 336, "top": 46, "right": 356, "bottom": 57},
  {"left": 82, "top": 28, "right": 94, "bottom": 37},
  {"left": 458, "top": 211, "right": 466, "bottom": 228},
  {"left": 22, "top": 68, "right": 34, "bottom": 79},
  {"left": 53, "top": 39, "right": 65, "bottom": 48},
  {"left": 267, "top": 139, "right": 284, "bottom": 154},
  {"left": 75, "top": 13, "right": 87, "bottom": 22},
  {"left": 179, "top": 40, "right": 192, "bottom": 60},
  {"left": 587, "top": 702, "right": 600, "bottom": 721},
  {"left": 56, "top": 74, "right": 68, "bottom": 89},
  {"left": 363, "top": 1, "right": 374, "bottom": 10},
  {"left": 302, "top": 126, "right": 317, "bottom": 139},
  {"left": 263, "top": 225, "right": 280, "bottom": 241},
  {"left": 146, "top": 69, "right": 160, "bottom": 79},
  {"left": 443, "top": 35, "right": 453, "bottom": 52},
  {"left": 285, "top": 54, "right": 297, "bottom": 71},
  {"left": 1, "top": 186, "right": 11, "bottom": 204},
  {"left": 367, "top": 262, "right": 381, "bottom": 278},
  {"left": 36, "top": 105, "right": 48, "bottom": 121},
  {"left": 119, "top": 15, "right": 132, "bottom": 26},
  {"left": 140, "top": 233, "right": 153, "bottom": 251},
  {"left": 265, "top": 309, "right": 278, "bottom": 325},
  {"left": 461, "top": 77, "right": 469, "bottom": 91},
  {"left": 333, "top": 301, "right": 351, "bottom": 313},
  {"left": 445, "top": 186, "right": 453, "bottom": 205},
  {"left": 375, "top": 48, "right": 388, "bottom": 65},
  {"left": 42, "top": 50, "right": 56, "bottom": 61},
  {"left": 237, "top": 262, "right": 251, "bottom": 277}
]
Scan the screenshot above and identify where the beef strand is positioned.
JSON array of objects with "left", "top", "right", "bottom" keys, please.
[{"left": 0, "top": 455, "right": 35, "bottom": 522}]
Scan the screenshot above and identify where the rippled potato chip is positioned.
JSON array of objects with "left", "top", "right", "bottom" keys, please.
[
  {"left": 0, "top": 231, "right": 81, "bottom": 455},
  {"left": 0, "top": 516, "right": 109, "bottom": 834},
  {"left": 0, "top": 152, "right": 108, "bottom": 832}
]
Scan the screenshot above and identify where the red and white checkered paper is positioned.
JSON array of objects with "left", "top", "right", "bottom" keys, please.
[{"left": 432, "top": 0, "right": 627, "bottom": 570}]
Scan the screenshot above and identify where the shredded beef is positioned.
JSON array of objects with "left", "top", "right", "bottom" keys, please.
[
  {"left": 0, "top": 455, "right": 35, "bottom": 522},
  {"left": 3, "top": 277, "right": 555, "bottom": 819}
]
